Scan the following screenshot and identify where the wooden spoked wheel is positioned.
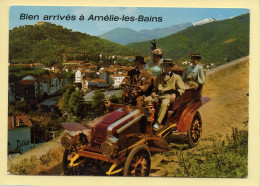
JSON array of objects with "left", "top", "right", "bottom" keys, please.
[
  {"left": 187, "top": 112, "right": 202, "bottom": 148},
  {"left": 123, "top": 145, "right": 151, "bottom": 176}
]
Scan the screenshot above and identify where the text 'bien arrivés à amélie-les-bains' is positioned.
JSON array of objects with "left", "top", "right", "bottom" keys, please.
[{"left": 20, "top": 13, "right": 163, "bottom": 22}]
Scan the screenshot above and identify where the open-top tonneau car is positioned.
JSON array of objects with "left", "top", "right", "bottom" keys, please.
[{"left": 60, "top": 69, "right": 210, "bottom": 176}]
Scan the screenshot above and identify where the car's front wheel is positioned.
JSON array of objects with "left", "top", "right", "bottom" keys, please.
[{"left": 123, "top": 145, "right": 151, "bottom": 176}]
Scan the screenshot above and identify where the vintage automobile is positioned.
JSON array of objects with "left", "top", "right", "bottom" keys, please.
[{"left": 60, "top": 69, "right": 210, "bottom": 176}]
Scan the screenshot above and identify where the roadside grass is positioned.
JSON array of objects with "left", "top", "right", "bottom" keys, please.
[
  {"left": 8, "top": 147, "right": 64, "bottom": 175},
  {"left": 153, "top": 125, "right": 248, "bottom": 178}
]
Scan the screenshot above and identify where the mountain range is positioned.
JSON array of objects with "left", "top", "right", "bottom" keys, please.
[
  {"left": 98, "top": 22, "right": 193, "bottom": 45},
  {"left": 126, "top": 13, "right": 249, "bottom": 64},
  {"left": 9, "top": 13, "right": 249, "bottom": 66}
]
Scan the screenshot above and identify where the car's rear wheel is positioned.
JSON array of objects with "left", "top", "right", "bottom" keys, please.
[
  {"left": 123, "top": 145, "right": 151, "bottom": 176},
  {"left": 63, "top": 149, "right": 82, "bottom": 175},
  {"left": 187, "top": 111, "right": 202, "bottom": 148}
]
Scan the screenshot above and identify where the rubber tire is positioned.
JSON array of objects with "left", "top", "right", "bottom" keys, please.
[
  {"left": 63, "top": 149, "right": 71, "bottom": 175},
  {"left": 187, "top": 111, "right": 202, "bottom": 148},
  {"left": 123, "top": 145, "right": 151, "bottom": 176}
]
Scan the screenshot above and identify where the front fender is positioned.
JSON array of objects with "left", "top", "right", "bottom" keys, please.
[
  {"left": 131, "top": 134, "right": 171, "bottom": 152},
  {"left": 177, "top": 97, "right": 210, "bottom": 132}
]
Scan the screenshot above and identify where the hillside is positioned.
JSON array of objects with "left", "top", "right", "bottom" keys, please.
[
  {"left": 98, "top": 22, "right": 192, "bottom": 45},
  {"left": 9, "top": 23, "right": 142, "bottom": 66},
  {"left": 127, "top": 13, "right": 249, "bottom": 64}
]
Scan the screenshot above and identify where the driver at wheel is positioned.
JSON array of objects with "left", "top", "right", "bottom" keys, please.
[
  {"left": 144, "top": 59, "right": 187, "bottom": 131},
  {"left": 121, "top": 56, "right": 153, "bottom": 107}
]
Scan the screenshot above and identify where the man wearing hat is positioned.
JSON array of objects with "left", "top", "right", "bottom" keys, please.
[
  {"left": 182, "top": 53, "right": 205, "bottom": 89},
  {"left": 121, "top": 56, "right": 153, "bottom": 106},
  {"left": 144, "top": 59, "right": 187, "bottom": 130}
]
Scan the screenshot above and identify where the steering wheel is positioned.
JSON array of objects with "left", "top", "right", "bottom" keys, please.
[{"left": 121, "top": 84, "right": 142, "bottom": 105}]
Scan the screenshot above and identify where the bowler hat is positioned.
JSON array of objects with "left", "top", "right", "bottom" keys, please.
[
  {"left": 162, "top": 58, "right": 174, "bottom": 65},
  {"left": 134, "top": 56, "right": 146, "bottom": 64},
  {"left": 190, "top": 53, "right": 201, "bottom": 60}
]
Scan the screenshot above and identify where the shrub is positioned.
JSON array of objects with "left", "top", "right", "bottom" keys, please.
[
  {"left": 9, "top": 158, "right": 36, "bottom": 175},
  {"left": 157, "top": 127, "right": 248, "bottom": 177}
]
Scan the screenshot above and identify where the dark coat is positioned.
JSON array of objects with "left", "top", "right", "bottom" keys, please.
[{"left": 122, "top": 69, "right": 153, "bottom": 95}]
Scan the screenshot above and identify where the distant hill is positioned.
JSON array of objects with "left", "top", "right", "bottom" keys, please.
[
  {"left": 127, "top": 13, "right": 249, "bottom": 64},
  {"left": 98, "top": 28, "right": 152, "bottom": 45},
  {"left": 139, "top": 22, "right": 193, "bottom": 39},
  {"left": 9, "top": 23, "right": 142, "bottom": 66},
  {"left": 98, "top": 22, "right": 192, "bottom": 45}
]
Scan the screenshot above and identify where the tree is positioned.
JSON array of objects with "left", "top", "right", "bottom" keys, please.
[
  {"left": 91, "top": 90, "right": 105, "bottom": 109},
  {"left": 91, "top": 90, "right": 106, "bottom": 116},
  {"left": 110, "top": 94, "right": 122, "bottom": 104},
  {"left": 57, "top": 86, "right": 75, "bottom": 114},
  {"left": 67, "top": 90, "right": 85, "bottom": 118},
  {"left": 60, "top": 84, "right": 75, "bottom": 94}
]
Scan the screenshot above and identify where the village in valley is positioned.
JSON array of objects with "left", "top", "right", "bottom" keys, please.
[{"left": 8, "top": 54, "right": 135, "bottom": 157}]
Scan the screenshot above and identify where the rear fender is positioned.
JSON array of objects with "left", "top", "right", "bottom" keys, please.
[{"left": 177, "top": 97, "right": 210, "bottom": 132}]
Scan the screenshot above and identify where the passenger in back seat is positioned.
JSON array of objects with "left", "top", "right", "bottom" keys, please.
[
  {"left": 182, "top": 53, "right": 205, "bottom": 89},
  {"left": 145, "top": 48, "right": 164, "bottom": 77}
]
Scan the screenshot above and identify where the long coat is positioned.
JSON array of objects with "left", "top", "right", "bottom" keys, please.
[
  {"left": 154, "top": 71, "right": 186, "bottom": 96},
  {"left": 122, "top": 69, "right": 153, "bottom": 95}
]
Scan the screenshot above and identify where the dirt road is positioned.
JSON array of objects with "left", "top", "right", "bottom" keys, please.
[
  {"left": 150, "top": 59, "right": 249, "bottom": 175},
  {"left": 200, "top": 60, "right": 248, "bottom": 140}
]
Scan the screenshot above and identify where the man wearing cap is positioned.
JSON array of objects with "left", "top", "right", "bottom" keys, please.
[
  {"left": 182, "top": 53, "right": 205, "bottom": 89},
  {"left": 121, "top": 56, "right": 153, "bottom": 106},
  {"left": 145, "top": 59, "right": 187, "bottom": 130},
  {"left": 145, "top": 48, "right": 164, "bottom": 77}
]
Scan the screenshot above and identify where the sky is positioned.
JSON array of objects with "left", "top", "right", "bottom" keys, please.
[{"left": 9, "top": 6, "right": 249, "bottom": 36}]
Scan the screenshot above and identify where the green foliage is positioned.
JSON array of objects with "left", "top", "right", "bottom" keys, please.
[
  {"left": 91, "top": 90, "right": 106, "bottom": 116},
  {"left": 58, "top": 86, "right": 75, "bottom": 114},
  {"left": 9, "top": 66, "right": 50, "bottom": 83},
  {"left": 91, "top": 90, "right": 105, "bottom": 108},
  {"left": 109, "top": 94, "right": 122, "bottom": 104},
  {"left": 9, "top": 23, "right": 142, "bottom": 65},
  {"left": 116, "top": 60, "right": 129, "bottom": 66},
  {"left": 127, "top": 14, "right": 249, "bottom": 65},
  {"left": 60, "top": 84, "right": 76, "bottom": 94},
  {"left": 67, "top": 90, "right": 86, "bottom": 118},
  {"left": 158, "top": 127, "right": 248, "bottom": 177},
  {"left": 8, "top": 100, "right": 38, "bottom": 115},
  {"left": 61, "top": 72, "right": 74, "bottom": 82}
]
